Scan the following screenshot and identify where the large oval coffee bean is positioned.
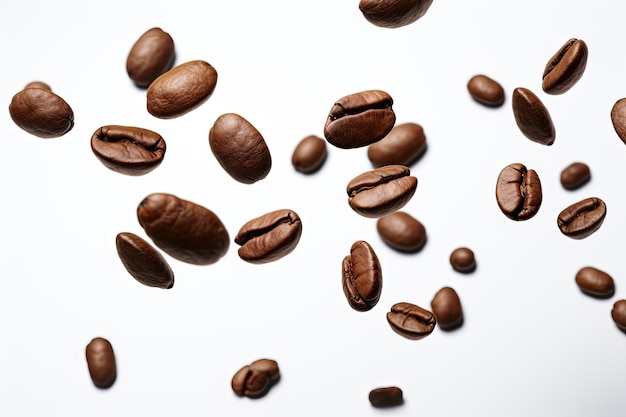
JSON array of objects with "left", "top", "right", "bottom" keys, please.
[
  {"left": 557, "top": 197, "right": 606, "bottom": 239},
  {"left": 611, "top": 300, "right": 626, "bottom": 332},
  {"left": 342, "top": 240, "right": 382, "bottom": 312},
  {"left": 495, "top": 163, "right": 542, "bottom": 221},
  {"left": 234, "top": 209, "right": 302, "bottom": 264},
  {"left": 115, "top": 232, "right": 174, "bottom": 289},
  {"left": 209, "top": 113, "right": 272, "bottom": 184},
  {"left": 90, "top": 125, "right": 166, "bottom": 176},
  {"left": 511, "top": 87, "right": 555, "bottom": 146},
  {"left": 147, "top": 60, "right": 217, "bottom": 119},
  {"left": 386, "top": 302, "right": 436, "bottom": 340},
  {"left": 376, "top": 211, "right": 426, "bottom": 253},
  {"left": 467, "top": 74, "right": 505, "bottom": 107},
  {"left": 431, "top": 287, "right": 463, "bottom": 330},
  {"left": 560, "top": 162, "right": 591, "bottom": 190},
  {"left": 368, "top": 386, "right": 404, "bottom": 408},
  {"left": 136, "top": 193, "right": 229, "bottom": 265},
  {"left": 542, "top": 38, "right": 588, "bottom": 95},
  {"left": 575, "top": 266, "right": 615, "bottom": 298},
  {"left": 291, "top": 135, "right": 327, "bottom": 174},
  {"left": 449, "top": 247, "right": 476, "bottom": 273},
  {"left": 347, "top": 165, "right": 417, "bottom": 218},
  {"left": 367, "top": 122, "right": 427, "bottom": 168},
  {"left": 359, "top": 0, "right": 433, "bottom": 28},
  {"left": 324, "top": 90, "right": 395, "bottom": 149},
  {"left": 126, "top": 27, "right": 175, "bottom": 88},
  {"left": 9, "top": 86, "right": 74, "bottom": 138},
  {"left": 231, "top": 359, "right": 280, "bottom": 399},
  {"left": 85, "top": 337, "right": 116, "bottom": 389},
  {"left": 610, "top": 98, "right": 626, "bottom": 145}
]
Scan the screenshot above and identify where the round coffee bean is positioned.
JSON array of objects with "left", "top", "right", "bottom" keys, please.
[
  {"left": 116, "top": 232, "right": 175, "bottom": 289},
  {"left": 342, "top": 240, "right": 382, "bottom": 312},
  {"left": 85, "top": 337, "right": 116, "bottom": 389},
  {"left": 291, "top": 135, "right": 327, "bottom": 174},
  {"left": 611, "top": 300, "right": 626, "bottom": 332},
  {"left": 542, "top": 38, "right": 588, "bottom": 95},
  {"left": 495, "top": 163, "right": 542, "bottom": 221},
  {"left": 511, "top": 87, "right": 555, "bottom": 146},
  {"left": 467, "top": 74, "right": 505, "bottom": 107},
  {"left": 368, "top": 386, "right": 404, "bottom": 408},
  {"left": 431, "top": 287, "right": 463, "bottom": 330},
  {"left": 24, "top": 81, "right": 51, "bottom": 90},
  {"left": 449, "top": 247, "right": 476, "bottom": 273},
  {"left": 387, "top": 302, "right": 436, "bottom": 340},
  {"left": 367, "top": 122, "right": 427, "bottom": 168},
  {"left": 9, "top": 86, "right": 74, "bottom": 138},
  {"left": 610, "top": 98, "right": 626, "bottom": 145},
  {"left": 231, "top": 359, "right": 280, "bottom": 399},
  {"left": 575, "top": 266, "right": 615, "bottom": 298},
  {"left": 557, "top": 197, "right": 606, "bottom": 239},
  {"left": 126, "top": 27, "right": 175, "bottom": 88},
  {"left": 560, "top": 162, "right": 591, "bottom": 190},
  {"left": 359, "top": 0, "right": 433, "bottom": 28},
  {"left": 376, "top": 211, "right": 426, "bottom": 253}
]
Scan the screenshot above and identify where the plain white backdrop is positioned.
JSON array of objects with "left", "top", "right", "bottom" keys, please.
[{"left": 2, "top": 1, "right": 626, "bottom": 416}]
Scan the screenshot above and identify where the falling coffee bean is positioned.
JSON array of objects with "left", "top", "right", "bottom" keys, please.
[
  {"left": 85, "top": 337, "right": 117, "bottom": 389},
  {"left": 495, "top": 163, "right": 542, "bottom": 221},
  {"left": 368, "top": 386, "right": 404, "bottom": 407},
  {"left": 557, "top": 197, "right": 606, "bottom": 239},
  {"left": 467, "top": 74, "right": 505, "bottom": 107},
  {"left": 575, "top": 266, "right": 615, "bottom": 298},
  {"left": 386, "top": 302, "right": 436, "bottom": 340},
  {"left": 449, "top": 247, "right": 476, "bottom": 273},
  {"left": 611, "top": 300, "right": 626, "bottom": 333},
  {"left": 431, "top": 287, "right": 464, "bottom": 330},
  {"left": 376, "top": 211, "right": 426, "bottom": 253},
  {"left": 231, "top": 359, "right": 280, "bottom": 399},
  {"left": 542, "top": 38, "right": 588, "bottom": 95},
  {"left": 560, "top": 162, "right": 591, "bottom": 190},
  {"left": 126, "top": 27, "right": 176, "bottom": 88},
  {"left": 367, "top": 122, "right": 427, "bottom": 168},
  {"left": 342, "top": 240, "right": 382, "bottom": 312},
  {"left": 359, "top": 0, "right": 433, "bottom": 28},
  {"left": 511, "top": 87, "right": 555, "bottom": 146},
  {"left": 9, "top": 85, "right": 74, "bottom": 138},
  {"left": 115, "top": 232, "right": 175, "bottom": 289},
  {"left": 291, "top": 135, "right": 327, "bottom": 174}
]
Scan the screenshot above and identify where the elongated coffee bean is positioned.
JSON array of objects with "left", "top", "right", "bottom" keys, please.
[
  {"left": 557, "top": 197, "right": 606, "bottom": 239},
  {"left": 495, "top": 163, "right": 542, "bottom": 221},
  {"left": 126, "top": 27, "right": 176, "bottom": 88},
  {"left": 9, "top": 86, "right": 74, "bottom": 138},
  {"left": 291, "top": 135, "right": 327, "bottom": 174},
  {"left": 560, "top": 162, "right": 591, "bottom": 190},
  {"left": 512, "top": 87, "right": 555, "bottom": 146},
  {"left": 369, "top": 386, "right": 404, "bottom": 407},
  {"left": 231, "top": 359, "right": 280, "bottom": 399},
  {"left": 342, "top": 240, "right": 382, "bottom": 312},
  {"left": 85, "top": 337, "right": 116, "bottom": 389},
  {"left": 116, "top": 232, "right": 174, "bottom": 289},
  {"left": 367, "top": 122, "right": 427, "bottom": 168},
  {"left": 386, "top": 302, "right": 436, "bottom": 340},
  {"left": 575, "top": 266, "right": 614, "bottom": 298},
  {"left": 376, "top": 211, "right": 426, "bottom": 253},
  {"left": 359, "top": 0, "right": 433, "bottom": 28},
  {"left": 542, "top": 38, "right": 588, "bottom": 95},
  {"left": 467, "top": 74, "right": 505, "bottom": 107}
]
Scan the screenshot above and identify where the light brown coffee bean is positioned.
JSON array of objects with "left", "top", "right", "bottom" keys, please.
[
  {"left": 449, "top": 247, "right": 476, "bottom": 273},
  {"left": 342, "top": 240, "right": 382, "bottom": 312},
  {"left": 495, "top": 163, "right": 542, "bottom": 221},
  {"left": 376, "top": 211, "right": 426, "bottom": 253},
  {"left": 367, "top": 122, "right": 427, "bottom": 168},
  {"left": 560, "top": 162, "right": 591, "bottom": 190},
  {"left": 575, "top": 266, "right": 614, "bottom": 298},
  {"left": 231, "top": 359, "right": 280, "bottom": 399},
  {"left": 431, "top": 287, "right": 463, "bottom": 330},
  {"left": 610, "top": 98, "right": 626, "bottom": 145},
  {"left": 85, "top": 337, "right": 116, "bottom": 389},
  {"left": 291, "top": 135, "right": 327, "bottom": 174},
  {"left": 115, "top": 232, "right": 174, "bottom": 289},
  {"left": 386, "top": 302, "right": 436, "bottom": 340},
  {"left": 557, "top": 197, "right": 606, "bottom": 239},
  {"left": 511, "top": 87, "right": 555, "bottom": 146},
  {"left": 9, "top": 86, "right": 74, "bottom": 138},
  {"left": 611, "top": 300, "right": 626, "bottom": 332},
  {"left": 368, "top": 386, "right": 404, "bottom": 408},
  {"left": 542, "top": 38, "right": 588, "bottom": 95},
  {"left": 467, "top": 74, "right": 505, "bottom": 107},
  {"left": 359, "top": 0, "right": 433, "bottom": 28},
  {"left": 126, "top": 27, "right": 175, "bottom": 88},
  {"left": 24, "top": 81, "right": 51, "bottom": 90}
]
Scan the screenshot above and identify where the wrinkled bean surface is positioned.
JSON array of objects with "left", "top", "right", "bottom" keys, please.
[
  {"left": 557, "top": 197, "right": 606, "bottom": 239},
  {"left": 386, "top": 302, "right": 436, "bottom": 340},
  {"left": 495, "top": 163, "right": 542, "bottom": 221},
  {"left": 342, "top": 240, "right": 382, "bottom": 312},
  {"left": 9, "top": 87, "right": 74, "bottom": 138},
  {"left": 231, "top": 359, "right": 280, "bottom": 399},
  {"left": 542, "top": 38, "right": 588, "bottom": 95}
]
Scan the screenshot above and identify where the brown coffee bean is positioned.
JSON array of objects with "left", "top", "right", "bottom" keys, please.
[
  {"left": 90, "top": 125, "right": 166, "bottom": 176},
  {"left": 24, "top": 81, "right": 51, "bottom": 90},
  {"left": 9, "top": 86, "right": 74, "bottom": 138},
  {"left": 231, "top": 359, "right": 280, "bottom": 399},
  {"left": 367, "top": 122, "right": 427, "bottom": 168},
  {"left": 495, "top": 163, "right": 542, "bottom": 221},
  {"left": 560, "top": 162, "right": 591, "bottom": 190},
  {"left": 324, "top": 90, "right": 395, "bottom": 149},
  {"left": 376, "top": 211, "right": 426, "bottom": 253},
  {"left": 431, "top": 287, "right": 463, "bottom": 330},
  {"left": 85, "top": 337, "right": 116, "bottom": 389},
  {"left": 115, "top": 232, "right": 174, "bottom": 289},
  {"left": 368, "top": 386, "right": 404, "bottom": 408},
  {"left": 291, "top": 135, "right": 327, "bottom": 174},
  {"left": 575, "top": 266, "right": 614, "bottom": 298},
  {"left": 467, "top": 74, "right": 505, "bottom": 107},
  {"left": 557, "top": 197, "right": 606, "bottom": 239},
  {"left": 347, "top": 165, "right": 418, "bottom": 218},
  {"left": 511, "top": 87, "right": 555, "bottom": 146},
  {"left": 342, "top": 240, "right": 382, "bottom": 312},
  {"left": 146, "top": 60, "right": 217, "bottom": 119},
  {"left": 611, "top": 300, "right": 626, "bottom": 332},
  {"left": 610, "top": 98, "right": 626, "bottom": 145},
  {"left": 386, "top": 302, "right": 436, "bottom": 340},
  {"left": 137, "top": 193, "right": 230, "bottom": 265},
  {"left": 449, "top": 247, "right": 476, "bottom": 273},
  {"left": 359, "top": 0, "right": 433, "bottom": 28},
  {"left": 126, "top": 27, "right": 176, "bottom": 88},
  {"left": 234, "top": 209, "right": 302, "bottom": 264},
  {"left": 542, "top": 38, "right": 588, "bottom": 95},
  {"left": 209, "top": 113, "right": 272, "bottom": 184}
]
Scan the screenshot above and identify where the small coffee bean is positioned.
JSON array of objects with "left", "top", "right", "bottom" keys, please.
[
  {"left": 495, "top": 163, "right": 542, "bottom": 221},
  {"left": 231, "top": 359, "right": 280, "bottom": 399},
  {"left": 611, "top": 300, "right": 626, "bottom": 332},
  {"left": 24, "top": 81, "right": 51, "bottom": 90},
  {"left": 9, "top": 86, "right": 74, "bottom": 138},
  {"left": 386, "top": 302, "right": 436, "bottom": 340},
  {"left": 610, "top": 98, "right": 626, "bottom": 145},
  {"left": 126, "top": 27, "right": 176, "bottom": 88},
  {"left": 431, "top": 287, "right": 463, "bottom": 330},
  {"left": 342, "top": 240, "right": 382, "bottom": 312},
  {"left": 85, "top": 337, "right": 116, "bottom": 389},
  {"left": 324, "top": 90, "right": 395, "bottom": 149},
  {"left": 449, "top": 247, "right": 476, "bottom": 273},
  {"left": 367, "top": 122, "right": 427, "bottom": 168},
  {"left": 147, "top": 60, "right": 217, "bottom": 119},
  {"left": 347, "top": 165, "right": 418, "bottom": 218},
  {"left": 542, "top": 38, "right": 588, "bottom": 95},
  {"left": 234, "top": 209, "right": 302, "bottom": 264},
  {"left": 115, "top": 232, "right": 174, "bottom": 289},
  {"left": 511, "top": 87, "right": 555, "bottom": 146},
  {"left": 90, "top": 125, "right": 166, "bottom": 176},
  {"left": 575, "top": 266, "right": 615, "bottom": 298},
  {"left": 557, "top": 197, "right": 606, "bottom": 239},
  {"left": 560, "top": 162, "right": 591, "bottom": 190},
  {"left": 209, "top": 113, "right": 272, "bottom": 184},
  {"left": 376, "top": 211, "right": 426, "bottom": 253},
  {"left": 368, "top": 386, "right": 404, "bottom": 408},
  {"left": 359, "top": 0, "right": 433, "bottom": 28},
  {"left": 291, "top": 135, "right": 327, "bottom": 174},
  {"left": 467, "top": 74, "right": 505, "bottom": 107}
]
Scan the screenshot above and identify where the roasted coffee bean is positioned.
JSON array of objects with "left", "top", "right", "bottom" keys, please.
[
  {"left": 367, "top": 122, "right": 427, "bottom": 167},
  {"left": 511, "top": 87, "right": 555, "bottom": 146},
  {"left": 359, "top": 0, "right": 433, "bottom": 28},
  {"left": 324, "top": 90, "right": 395, "bottom": 149},
  {"left": 126, "top": 27, "right": 176, "bottom": 88},
  {"left": 9, "top": 86, "right": 74, "bottom": 138},
  {"left": 467, "top": 74, "right": 505, "bottom": 107},
  {"left": 347, "top": 165, "right": 417, "bottom": 218},
  {"left": 137, "top": 193, "right": 229, "bottom": 265},
  {"left": 291, "top": 135, "right": 327, "bottom": 174},
  {"left": 234, "top": 209, "right": 302, "bottom": 264},
  {"left": 90, "top": 125, "right": 166, "bottom": 176},
  {"left": 115, "top": 232, "right": 174, "bottom": 289},
  {"left": 342, "top": 240, "right": 382, "bottom": 312},
  {"left": 560, "top": 162, "right": 591, "bottom": 190},
  {"left": 368, "top": 386, "right": 404, "bottom": 408},
  {"left": 209, "top": 113, "right": 272, "bottom": 184},
  {"left": 611, "top": 300, "right": 626, "bottom": 332},
  {"left": 449, "top": 247, "right": 476, "bottom": 273},
  {"left": 495, "top": 163, "right": 542, "bottom": 221},
  {"left": 431, "top": 287, "right": 463, "bottom": 330},
  {"left": 147, "top": 60, "right": 217, "bottom": 118},
  {"left": 231, "top": 359, "right": 280, "bottom": 399},
  {"left": 85, "top": 337, "right": 116, "bottom": 389},
  {"left": 557, "top": 197, "right": 606, "bottom": 239},
  {"left": 387, "top": 302, "right": 436, "bottom": 340},
  {"left": 24, "top": 81, "right": 51, "bottom": 90},
  {"left": 610, "top": 98, "right": 626, "bottom": 145},
  {"left": 575, "top": 266, "right": 615, "bottom": 298},
  {"left": 376, "top": 211, "right": 426, "bottom": 253},
  {"left": 542, "top": 38, "right": 588, "bottom": 95}
]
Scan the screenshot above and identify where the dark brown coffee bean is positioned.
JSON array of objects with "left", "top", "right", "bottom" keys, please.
[
  {"left": 610, "top": 98, "right": 626, "bottom": 145},
  {"left": 368, "top": 386, "right": 404, "bottom": 408},
  {"left": 126, "top": 27, "right": 176, "bottom": 88},
  {"left": 115, "top": 232, "right": 174, "bottom": 289},
  {"left": 557, "top": 197, "right": 606, "bottom": 239},
  {"left": 611, "top": 300, "right": 626, "bottom": 332},
  {"left": 560, "top": 162, "right": 591, "bottom": 190},
  {"left": 24, "top": 81, "right": 51, "bottom": 90},
  {"left": 495, "top": 163, "right": 542, "bottom": 221},
  {"left": 449, "top": 247, "right": 476, "bottom": 273},
  {"left": 386, "top": 302, "right": 436, "bottom": 340},
  {"left": 90, "top": 125, "right": 166, "bottom": 176},
  {"left": 324, "top": 90, "right": 395, "bottom": 149},
  {"left": 146, "top": 60, "right": 217, "bottom": 118},
  {"left": 431, "top": 287, "right": 463, "bottom": 330},
  {"left": 291, "top": 135, "right": 327, "bottom": 174},
  {"left": 367, "top": 122, "right": 427, "bottom": 168},
  {"left": 511, "top": 87, "right": 555, "bottom": 146},
  {"left": 85, "top": 337, "right": 116, "bottom": 389},
  {"left": 467, "top": 74, "right": 505, "bottom": 107},
  {"left": 347, "top": 165, "right": 418, "bottom": 218},
  {"left": 575, "top": 266, "right": 614, "bottom": 298},
  {"left": 137, "top": 193, "right": 230, "bottom": 265},
  {"left": 359, "top": 0, "right": 433, "bottom": 28},
  {"left": 231, "top": 359, "right": 280, "bottom": 399},
  {"left": 209, "top": 113, "right": 272, "bottom": 184},
  {"left": 234, "top": 209, "right": 302, "bottom": 264},
  {"left": 342, "top": 240, "right": 382, "bottom": 312},
  {"left": 9, "top": 86, "right": 74, "bottom": 138},
  {"left": 376, "top": 211, "right": 426, "bottom": 253},
  {"left": 542, "top": 38, "right": 588, "bottom": 95}
]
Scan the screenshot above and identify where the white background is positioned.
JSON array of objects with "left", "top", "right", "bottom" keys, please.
[{"left": 2, "top": 1, "right": 626, "bottom": 416}]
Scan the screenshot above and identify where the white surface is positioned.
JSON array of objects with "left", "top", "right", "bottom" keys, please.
[{"left": 2, "top": 1, "right": 626, "bottom": 416}]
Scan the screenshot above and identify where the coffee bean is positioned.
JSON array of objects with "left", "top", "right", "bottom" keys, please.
[
  {"left": 495, "top": 163, "right": 542, "bottom": 221},
  {"left": 610, "top": 98, "right": 626, "bottom": 145},
  {"left": 85, "top": 337, "right": 116, "bottom": 389},
  {"left": 368, "top": 386, "right": 404, "bottom": 407},
  {"left": 367, "top": 122, "right": 427, "bottom": 168},
  {"left": 126, "top": 27, "right": 176, "bottom": 88},
  {"left": 90, "top": 125, "right": 166, "bottom": 176},
  {"left": 511, "top": 87, "right": 555, "bottom": 146},
  {"left": 611, "top": 300, "right": 626, "bottom": 332},
  {"left": 557, "top": 197, "right": 606, "bottom": 239},
  {"left": 136, "top": 193, "right": 230, "bottom": 265},
  {"left": 359, "top": 0, "right": 433, "bottom": 28},
  {"left": 231, "top": 359, "right": 280, "bottom": 399},
  {"left": 342, "top": 240, "right": 382, "bottom": 312},
  {"left": 542, "top": 38, "right": 588, "bottom": 95},
  {"left": 234, "top": 209, "right": 302, "bottom": 264},
  {"left": 376, "top": 211, "right": 426, "bottom": 253},
  {"left": 146, "top": 60, "right": 217, "bottom": 118},
  {"left": 560, "top": 162, "right": 591, "bottom": 190},
  {"left": 386, "top": 302, "right": 436, "bottom": 340},
  {"left": 449, "top": 247, "right": 476, "bottom": 273},
  {"left": 324, "top": 90, "right": 395, "bottom": 149},
  {"left": 431, "top": 287, "right": 463, "bottom": 330},
  {"left": 209, "top": 113, "right": 272, "bottom": 184},
  {"left": 347, "top": 165, "right": 418, "bottom": 218},
  {"left": 115, "top": 232, "right": 174, "bottom": 289},
  {"left": 575, "top": 266, "right": 615, "bottom": 298},
  {"left": 467, "top": 74, "right": 505, "bottom": 107},
  {"left": 291, "top": 135, "right": 327, "bottom": 174},
  {"left": 24, "top": 81, "right": 51, "bottom": 90},
  {"left": 9, "top": 86, "right": 74, "bottom": 138}
]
